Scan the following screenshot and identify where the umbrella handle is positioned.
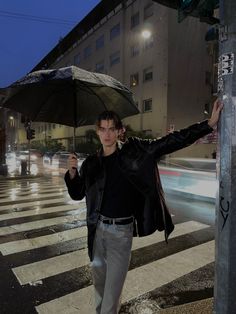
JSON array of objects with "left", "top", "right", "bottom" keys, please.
[{"left": 72, "top": 152, "right": 78, "bottom": 170}]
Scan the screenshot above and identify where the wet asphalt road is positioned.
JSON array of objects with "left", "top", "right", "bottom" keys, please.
[{"left": 0, "top": 173, "right": 215, "bottom": 314}]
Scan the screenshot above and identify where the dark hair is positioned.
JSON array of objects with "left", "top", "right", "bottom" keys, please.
[{"left": 96, "top": 111, "right": 123, "bottom": 129}]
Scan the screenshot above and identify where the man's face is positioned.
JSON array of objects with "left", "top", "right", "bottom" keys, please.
[{"left": 97, "top": 119, "right": 121, "bottom": 148}]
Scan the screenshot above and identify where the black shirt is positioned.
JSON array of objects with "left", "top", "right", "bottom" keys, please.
[{"left": 100, "top": 151, "right": 144, "bottom": 218}]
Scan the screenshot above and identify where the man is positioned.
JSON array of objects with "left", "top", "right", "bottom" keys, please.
[{"left": 65, "top": 99, "right": 222, "bottom": 314}]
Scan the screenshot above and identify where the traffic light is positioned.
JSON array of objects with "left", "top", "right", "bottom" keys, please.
[
  {"left": 26, "top": 128, "right": 35, "bottom": 140},
  {"left": 30, "top": 129, "right": 35, "bottom": 140},
  {"left": 152, "top": 0, "right": 219, "bottom": 24}
]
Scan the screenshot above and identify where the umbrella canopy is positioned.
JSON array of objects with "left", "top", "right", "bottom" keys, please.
[{"left": 1, "top": 66, "right": 139, "bottom": 127}]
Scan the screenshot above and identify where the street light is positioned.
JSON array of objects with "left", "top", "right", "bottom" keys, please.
[{"left": 141, "top": 29, "right": 151, "bottom": 39}]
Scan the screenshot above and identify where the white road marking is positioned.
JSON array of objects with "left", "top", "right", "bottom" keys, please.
[
  {"left": 13, "top": 221, "right": 209, "bottom": 285},
  {"left": 35, "top": 240, "right": 215, "bottom": 314}
]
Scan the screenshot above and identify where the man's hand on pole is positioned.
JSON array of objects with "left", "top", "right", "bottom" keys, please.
[{"left": 208, "top": 98, "right": 224, "bottom": 128}]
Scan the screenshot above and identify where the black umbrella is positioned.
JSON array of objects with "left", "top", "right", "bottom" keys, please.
[{"left": 1, "top": 66, "right": 139, "bottom": 128}]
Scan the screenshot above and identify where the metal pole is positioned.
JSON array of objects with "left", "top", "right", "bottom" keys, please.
[
  {"left": 214, "top": 0, "right": 236, "bottom": 313},
  {"left": 73, "top": 127, "right": 76, "bottom": 151},
  {"left": 28, "top": 139, "right": 31, "bottom": 174}
]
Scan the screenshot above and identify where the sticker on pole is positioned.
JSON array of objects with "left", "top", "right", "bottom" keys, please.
[{"left": 218, "top": 53, "right": 234, "bottom": 76}]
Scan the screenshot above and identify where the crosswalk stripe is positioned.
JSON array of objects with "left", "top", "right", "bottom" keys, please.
[
  {"left": 12, "top": 221, "right": 209, "bottom": 285},
  {"left": 0, "top": 226, "right": 87, "bottom": 256},
  {"left": 0, "top": 204, "right": 86, "bottom": 221},
  {"left": 0, "top": 186, "right": 67, "bottom": 195},
  {"left": 35, "top": 240, "right": 214, "bottom": 314},
  {"left": 13, "top": 249, "right": 89, "bottom": 286},
  {"left": 0, "top": 198, "right": 85, "bottom": 212},
  {"left": 132, "top": 220, "right": 208, "bottom": 250},
  {"left": 0, "top": 213, "right": 85, "bottom": 236},
  {"left": 123, "top": 240, "right": 214, "bottom": 302},
  {"left": 0, "top": 191, "right": 68, "bottom": 204}
]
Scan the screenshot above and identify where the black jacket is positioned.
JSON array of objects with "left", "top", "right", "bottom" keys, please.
[{"left": 65, "top": 120, "right": 213, "bottom": 260}]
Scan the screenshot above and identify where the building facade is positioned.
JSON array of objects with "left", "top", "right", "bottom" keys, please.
[{"left": 19, "top": 0, "right": 217, "bottom": 157}]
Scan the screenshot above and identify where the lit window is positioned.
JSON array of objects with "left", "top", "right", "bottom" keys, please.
[
  {"left": 144, "top": 3, "right": 154, "bottom": 19},
  {"left": 130, "top": 44, "right": 139, "bottom": 57},
  {"left": 96, "top": 61, "right": 105, "bottom": 73},
  {"left": 84, "top": 45, "right": 92, "bottom": 59},
  {"left": 110, "top": 51, "right": 120, "bottom": 66},
  {"left": 96, "top": 35, "right": 104, "bottom": 50},
  {"left": 143, "top": 98, "right": 152, "bottom": 112},
  {"left": 110, "top": 23, "right": 120, "bottom": 40},
  {"left": 74, "top": 53, "right": 81, "bottom": 66},
  {"left": 130, "top": 73, "right": 139, "bottom": 87},
  {"left": 131, "top": 12, "right": 140, "bottom": 29},
  {"left": 143, "top": 67, "right": 153, "bottom": 82}
]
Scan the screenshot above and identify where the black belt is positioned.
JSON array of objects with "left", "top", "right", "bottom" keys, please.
[{"left": 99, "top": 216, "right": 133, "bottom": 225}]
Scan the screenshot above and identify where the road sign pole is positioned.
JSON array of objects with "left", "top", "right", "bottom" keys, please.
[{"left": 214, "top": 0, "right": 236, "bottom": 313}]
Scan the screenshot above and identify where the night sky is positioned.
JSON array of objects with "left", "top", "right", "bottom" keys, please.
[{"left": 0, "top": 0, "right": 101, "bottom": 87}]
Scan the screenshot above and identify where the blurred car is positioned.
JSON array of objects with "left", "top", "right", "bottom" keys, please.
[
  {"left": 16, "top": 150, "right": 39, "bottom": 163},
  {"left": 43, "top": 151, "right": 54, "bottom": 165},
  {"left": 51, "top": 151, "right": 70, "bottom": 169},
  {"left": 158, "top": 157, "right": 217, "bottom": 202},
  {"left": 160, "top": 157, "right": 216, "bottom": 172},
  {"left": 6, "top": 152, "right": 16, "bottom": 163},
  {"left": 51, "top": 151, "right": 88, "bottom": 170}
]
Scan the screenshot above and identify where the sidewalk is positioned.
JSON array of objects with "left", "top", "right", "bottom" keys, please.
[{"left": 159, "top": 298, "right": 213, "bottom": 314}]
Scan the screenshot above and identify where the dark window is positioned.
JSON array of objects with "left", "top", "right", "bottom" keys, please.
[
  {"left": 96, "top": 61, "right": 105, "bottom": 73},
  {"left": 96, "top": 35, "right": 104, "bottom": 50},
  {"left": 130, "top": 73, "right": 139, "bottom": 87},
  {"left": 131, "top": 12, "right": 140, "bottom": 29},
  {"left": 130, "top": 44, "right": 139, "bottom": 57},
  {"left": 143, "top": 67, "right": 153, "bottom": 82},
  {"left": 110, "top": 51, "right": 120, "bottom": 66},
  {"left": 74, "top": 53, "right": 81, "bottom": 65},
  {"left": 84, "top": 46, "right": 92, "bottom": 59},
  {"left": 143, "top": 98, "right": 152, "bottom": 112},
  {"left": 110, "top": 23, "right": 120, "bottom": 40}
]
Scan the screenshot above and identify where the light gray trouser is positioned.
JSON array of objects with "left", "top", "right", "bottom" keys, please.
[{"left": 91, "top": 218, "right": 133, "bottom": 314}]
